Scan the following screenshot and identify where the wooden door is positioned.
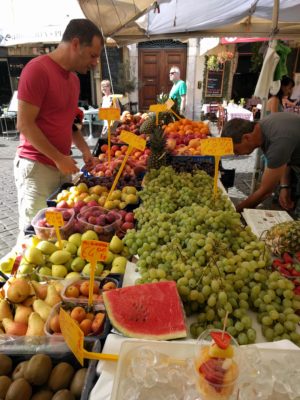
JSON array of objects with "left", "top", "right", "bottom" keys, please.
[{"left": 138, "top": 47, "right": 187, "bottom": 112}]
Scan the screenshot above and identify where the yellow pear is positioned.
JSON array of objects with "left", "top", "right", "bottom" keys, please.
[
  {"left": 31, "top": 281, "right": 47, "bottom": 300},
  {"left": 33, "top": 299, "right": 52, "bottom": 322},
  {"left": 26, "top": 312, "right": 45, "bottom": 336},
  {"left": 2, "top": 318, "right": 27, "bottom": 335},
  {"left": 0, "top": 299, "right": 13, "bottom": 321},
  {"left": 14, "top": 305, "right": 32, "bottom": 325},
  {"left": 44, "top": 285, "right": 61, "bottom": 307}
]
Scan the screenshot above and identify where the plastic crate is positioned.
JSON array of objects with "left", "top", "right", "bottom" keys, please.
[{"left": 0, "top": 338, "right": 100, "bottom": 400}]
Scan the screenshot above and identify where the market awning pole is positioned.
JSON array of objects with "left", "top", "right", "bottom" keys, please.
[{"left": 250, "top": 0, "right": 279, "bottom": 194}]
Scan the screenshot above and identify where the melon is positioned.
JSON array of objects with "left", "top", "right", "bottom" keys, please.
[{"left": 103, "top": 281, "right": 187, "bottom": 340}]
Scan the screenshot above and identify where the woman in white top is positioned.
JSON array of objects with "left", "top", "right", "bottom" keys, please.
[{"left": 100, "top": 80, "right": 121, "bottom": 136}]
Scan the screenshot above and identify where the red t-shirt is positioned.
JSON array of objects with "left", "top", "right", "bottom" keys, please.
[{"left": 17, "top": 55, "right": 80, "bottom": 167}]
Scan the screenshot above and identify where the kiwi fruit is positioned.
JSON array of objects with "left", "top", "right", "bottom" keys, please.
[
  {"left": 24, "top": 354, "right": 52, "bottom": 386},
  {"left": 0, "top": 375, "right": 12, "bottom": 399},
  {"left": 52, "top": 389, "right": 75, "bottom": 400},
  {"left": 48, "top": 362, "right": 74, "bottom": 392},
  {"left": 5, "top": 377, "right": 32, "bottom": 400},
  {"left": 0, "top": 354, "right": 12, "bottom": 375},
  {"left": 12, "top": 361, "right": 29, "bottom": 380},
  {"left": 70, "top": 368, "right": 87, "bottom": 398},
  {"left": 31, "top": 389, "right": 53, "bottom": 400}
]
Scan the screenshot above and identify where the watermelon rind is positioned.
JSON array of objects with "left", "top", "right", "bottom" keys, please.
[{"left": 103, "top": 281, "right": 187, "bottom": 340}]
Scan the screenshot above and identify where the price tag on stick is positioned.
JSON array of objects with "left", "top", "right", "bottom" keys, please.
[
  {"left": 165, "top": 99, "right": 182, "bottom": 120},
  {"left": 45, "top": 211, "right": 64, "bottom": 249},
  {"left": 59, "top": 308, "right": 118, "bottom": 365},
  {"left": 99, "top": 108, "right": 121, "bottom": 164},
  {"left": 106, "top": 130, "right": 146, "bottom": 201},
  {"left": 81, "top": 240, "right": 109, "bottom": 307},
  {"left": 149, "top": 104, "right": 167, "bottom": 126},
  {"left": 200, "top": 137, "right": 234, "bottom": 196}
]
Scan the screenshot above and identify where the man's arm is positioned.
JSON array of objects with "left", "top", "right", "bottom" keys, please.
[
  {"left": 17, "top": 100, "right": 79, "bottom": 174},
  {"left": 236, "top": 164, "right": 287, "bottom": 212},
  {"left": 180, "top": 94, "right": 187, "bottom": 114}
]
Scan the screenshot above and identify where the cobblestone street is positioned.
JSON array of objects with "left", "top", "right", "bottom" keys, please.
[{"left": 0, "top": 135, "right": 257, "bottom": 259}]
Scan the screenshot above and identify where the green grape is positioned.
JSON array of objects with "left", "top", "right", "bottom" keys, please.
[
  {"left": 227, "top": 326, "right": 237, "bottom": 337},
  {"left": 261, "top": 316, "right": 273, "bottom": 326},
  {"left": 218, "top": 291, "right": 227, "bottom": 305},
  {"left": 269, "top": 309, "right": 279, "bottom": 320},
  {"left": 264, "top": 327, "right": 274, "bottom": 341},
  {"left": 237, "top": 332, "right": 248, "bottom": 345},
  {"left": 207, "top": 294, "right": 217, "bottom": 307},
  {"left": 241, "top": 315, "right": 252, "bottom": 329},
  {"left": 246, "top": 328, "right": 256, "bottom": 343},
  {"left": 235, "top": 321, "right": 244, "bottom": 332},
  {"left": 284, "top": 321, "right": 295, "bottom": 331}
]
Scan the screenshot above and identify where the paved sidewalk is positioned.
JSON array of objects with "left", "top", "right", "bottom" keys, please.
[{"left": 0, "top": 135, "right": 257, "bottom": 259}]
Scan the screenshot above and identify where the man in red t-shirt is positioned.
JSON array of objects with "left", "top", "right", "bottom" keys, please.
[{"left": 14, "top": 19, "right": 103, "bottom": 234}]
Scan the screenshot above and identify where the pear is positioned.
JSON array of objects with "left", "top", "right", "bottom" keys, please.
[
  {"left": 7, "top": 278, "right": 31, "bottom": 303},
  {"left": 44, "top": 285, "right": 61, "bottom": 307},
  {"left": 24, "top": 247, "right": 44, "bottom": 265},
  {"left": 31, "top": 281, "right": 47, "bottom": 300},
  {"left": 109, "top": 235, "right": 124, "bottom": 254},
  {"left": 50, "top": 250, "right": 71, "bottom": 265},
  {"left": 36, "top": 240, "right": 58, "bottom": 255},
  {"left": 68, "top": 233, "right": 82, "bottom": 247},
  {"left": 2, "top": 318, "right": 27, "bottom": 335},
  {"left": 14, "top": 305, "right": 32, "bottom": 325},
  {"left": 0, "top": 299, "right": 13, "bottom": 321},
  {"left": 52, "top": 265, "right": 68, "bottom": 279},
  {"left": 111, "top": 256, "right": 127, "bottom": 274},
  {"left": 33, "top": 299, "right": 52, "bottom": 322},
  {"left": 26, "top": 312, "right": 45, "bottom": 336}
]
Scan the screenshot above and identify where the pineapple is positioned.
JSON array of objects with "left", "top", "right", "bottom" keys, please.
[
  {"left": 147, "top": 125, "right": 167, "bottom": 170},
  {"left": 140, "top": 113, "right": 156, "bottom": 134},
  {"left": 265, "top": 221, "right": 300, "bottom": 256}
]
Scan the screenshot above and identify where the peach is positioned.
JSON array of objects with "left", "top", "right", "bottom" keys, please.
[
  {"left": 50, "top": 314, "right": 61, "bottom": 333},
  {"left": 70, "top": 306, "right": 86, "bottom": 323},
  {"left": 102, "top": 282, "right": 117, "bottom": 291},
  {"left": 65, "top": 286, "right": 80, "bottom": 298},
  {"left": 80, "top": 319, "right": 93, "bottom": 336},
  {"left": 80, "top": 281, "right": 99, "bottom": 297},
  {"left": 91, "top": 313, "right": 105, "bottom": 334},
  {"left": 86, "top": 312, "right": 94, "bottom": 321}
]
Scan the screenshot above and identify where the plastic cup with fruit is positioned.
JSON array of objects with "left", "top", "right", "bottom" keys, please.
[
  {"left": 61, "top": 277, "right": 118, "bottom": 305},
  {"left": 77, "top": 206, "right": 122, "bottom": 242},
  {"left": 194, "top": 329, "right": 240, "bottom": 400},
  {"left": 31, "top": 207, "right": 75, "bottom": 241}
]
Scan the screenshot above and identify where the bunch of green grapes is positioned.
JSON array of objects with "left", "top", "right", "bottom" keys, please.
[{"left": 124, "top": 167, "right": 300, "bottom": 346}]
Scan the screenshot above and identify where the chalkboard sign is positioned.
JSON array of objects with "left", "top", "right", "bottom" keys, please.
[
  {"left": 205, "top": 68, "right": 224, "bottom": 97},
  {"left": 101, "top": 48, "right": 123, "bottom": 93}
]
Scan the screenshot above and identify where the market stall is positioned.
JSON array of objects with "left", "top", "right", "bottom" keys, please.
[{"left": 0, "top": 104, "right": 299, "bottom": 400}]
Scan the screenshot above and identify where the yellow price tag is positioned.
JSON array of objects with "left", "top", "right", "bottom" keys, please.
[
  {"left": 99, "top": 108, "right": 121, "bottom": 121},
  {"left": 110, "top": 94, "right": 123, "bottom": 99},
  {"left": 59, "top": 308, "right": 84, "bottom": 365},
  {"left": 200, "top": 138, "right": 234, "bottom": 197},
  {"left": 165, "top": 99, "right": 174, "bottom": 109},
  {"left": 81, "top": 240, "right": 109, "bottom": 262},
  {"left": 59, "top": 308, "right": 118, "bottom": 366},
  {"left": 120, "top": 130, "right": 146, "bottom": 151},
  {"left": 200, "top": 137, "right": 234, "bottom": 157},
  {"left": 45, "top": 211, "right": 64, "bottom": 227},
  {"left": 149, "top": 104, "right": 168, "bottom": 113}
]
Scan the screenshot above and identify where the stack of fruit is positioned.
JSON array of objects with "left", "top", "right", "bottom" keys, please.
[
  {"left": 0, "top": 353, "right": 89, "bottom": 400},
  {"left": 164, "top": 119, "right": 210, "bottom": 155},
  {"left": 16, "top": 232, "right": 129, "bottom": 281},
  {"left": 0, "top": 278, "right": 62, "bottom": 336},
  {"left": 123, "top": 166, "right": 300, "bottom": 346},
  {"left": 62, "top": 278, "right": 117, "bottom": 304}
]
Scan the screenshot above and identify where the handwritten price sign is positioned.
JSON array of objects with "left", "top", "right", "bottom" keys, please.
[
  {"left": 45, "top": 211, "right": 64, "bottom": 227},
  {"left": 81, "top": 240, "right": 109, "bottom": 262},
  {"left": 200, "top": 137, "right": 234, "bottom": 197},
  {"left": 200, "top": 137, "right": 234, "bottom": 157},
  {"left": 99, "top": 108, "right": 121, "bottom": 121},
  {"left": 120, "top": 130, "right": 146, "bottom": 151}
]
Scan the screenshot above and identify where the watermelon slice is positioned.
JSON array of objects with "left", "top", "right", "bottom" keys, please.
[{"left": 103, "top": 281, "right": 187, "bottom": 340}]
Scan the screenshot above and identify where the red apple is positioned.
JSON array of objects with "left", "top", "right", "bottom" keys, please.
[{"left": 125, "top": 212, "right": 134, "bottom": 223}]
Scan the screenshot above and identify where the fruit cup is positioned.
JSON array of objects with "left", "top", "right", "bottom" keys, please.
[{"left": 194, "top": 329, "right": 240, "bottom": 400}]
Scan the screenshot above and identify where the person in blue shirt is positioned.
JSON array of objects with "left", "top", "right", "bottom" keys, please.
[{"left": 169, "top": 66, "right": 187, "bottom": 115}]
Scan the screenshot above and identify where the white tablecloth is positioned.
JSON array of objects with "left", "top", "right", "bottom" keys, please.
[{"left": 226, "top": 104, "right": 253, "bottom": 121}]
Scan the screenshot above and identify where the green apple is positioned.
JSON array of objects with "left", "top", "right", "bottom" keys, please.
[
  {"left": 111, "top": 256, "right": 127, "bottom": 274},
  {"left": 54, "top": 239, "right": 68, "bottom": 248},
  {"left": 24, "top": 247, "right": 44, "bottom": 266},
  {"left": 82, "top": 262, "right": 104, "bottom": 277},
  {"left": 63, "top": 242, "right": 78, "bottom": 255},
  {"left": 65, "top": 271, "right": 81, "bottom": 280},
  {"left": 109, "top": 235, "right": 124, "bottom": 254},
  {"left": 102, "top": 250, "right": 115, "bottom": 265},
  {"left": 81, "top": 230, "right": 98, "bottom": 241},
  {"left": 52, "top": 264, "right": 68, "bottom": 278},
  {"left": 39, "top": 266, "right": 52, "bottom": 277},
  {"left": 71, "top": 256, "right": 86, "bottom": 272},
  {"left": 68, "top": 233, "right": 82, "bottom": 247}
]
